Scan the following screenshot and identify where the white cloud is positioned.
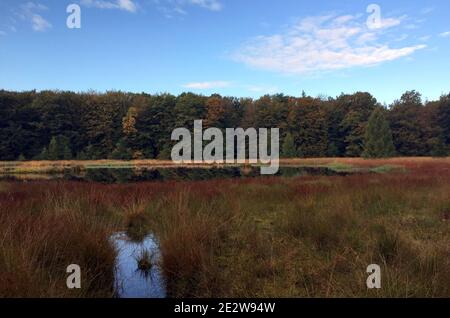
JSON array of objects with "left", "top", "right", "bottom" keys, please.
[
  {"left": 332, "top": 15, "right": 355, "bottom": 25},
  {"left": 22, "top": 2, "right": 48, "bottom": 12},
  {"left": 19, "top": 2, "right": 52, "bottom": 32},
  {"left": 118, "top": 0, "right": 137, "bottom": 12},
  {"left": 377, "top": 17, "right": 402, "bottom": 29},
  {"left": 439, "top": 31, "right": 450, "bottom": 38},
  {"left": 155, "top": 0, "right": 223, "bottom": 17},
  {"left": 80, "top": 0, "right": 138, "bottom": 12},
  {"left": 183, "top": 81, "right": 230, "bottom": 89},
  {"left": 0, "top": 31, "right": 6, "bottom": 36},
  {"left": 418, "top": 35, "right": 431, "bottom": 42},
  {"left": 187, "top": 0, "right": 222, "bottom": 11},
  {"left": 233, "top": 14, "right": 426, "bottom": 75},
  {"left": 31, "top": 14, "right": 52, "bottom": 31}
]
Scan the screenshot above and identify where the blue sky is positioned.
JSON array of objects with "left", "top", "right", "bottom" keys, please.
[{"left": 0, "top": 0, "right": 449, "bottom": 104}]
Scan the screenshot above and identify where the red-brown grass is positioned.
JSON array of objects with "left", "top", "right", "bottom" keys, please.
[{"left": 0, "top": 157, "right": 449, "bottom": 297}]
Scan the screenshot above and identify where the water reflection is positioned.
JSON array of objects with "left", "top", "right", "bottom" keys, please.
[
  {"left": 0, "top": 166, "right": 350, "bottom": 183},
  {"left": 111, "top": 232, "right": 166, "bottom": 298}
]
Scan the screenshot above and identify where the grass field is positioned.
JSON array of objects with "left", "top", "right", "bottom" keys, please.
[{"left": 0, "top": 157, "right": 449, "bottom": 297}]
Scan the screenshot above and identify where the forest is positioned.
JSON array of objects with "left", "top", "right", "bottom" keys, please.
[{"left": 0, "top": 89, "right": 448, "bottom": 161}]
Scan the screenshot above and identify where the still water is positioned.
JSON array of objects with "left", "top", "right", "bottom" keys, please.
[{"left": 111, "top": 232, "right": 166, "bottom": 298}]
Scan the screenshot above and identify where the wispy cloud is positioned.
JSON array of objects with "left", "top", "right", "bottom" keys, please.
[
  {"left": 187, "top": 0, "right": 222, "bottom": 11},
  {"left": 0, "top": 30, "right": 6, "bottom": 36},
  {"left": 376, "top": 16, "right": 403, "bottom": 29},
  {"left": 80, "top": 0, "right": 138, "bottom": 13},
  {"left": 183, "top": 81, "right": 230, "bottom": 89},
  {"left": 154, "top": 0, "right": 223, "bottom": 17},
  {"left": 439, "top": 31, "right": 450, "bottom": 38},
  {"left": 19, "top": 2, "right": 52, "bottom": 32},
  {"left": 418, "top": 35, "right": 431, "bottom": 42},
  {"left": 233, "top": 13, "right": 425, "bottom": 75},
  {"left": 31, "top": 14, "right": 52, "bottom": 31},
  {"left": 21, "top": 2, "right": 48, "bottom": 12}
]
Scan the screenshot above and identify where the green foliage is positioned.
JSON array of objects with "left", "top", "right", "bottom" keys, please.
[
  {"left": 0, "top": 89, "right": 448, "bottom": 161},
  {"left": 435, "top": 94, "right": 450, "bottom": 156},
  {"left": 76, "top": 151, "right": 88, "bottom": 160},
  {"left": 48, "top": 137, "right": 59, "bottom": 160},
  {"left": 288, "top": 97, "right": 328, "bottom": 157},
  {"left": 388, "top": 91, "right": 427, "bottom": 156},
  {"left": 38, "top": 147, "right": 48, "bottom": 160},
  {"left": 363, "top": 108, "right": 396, "bottom": 158},
  {"left": 63, "top": 145, "right": 72, "bottom": 160},
  {"left": 281, "top": 133, "right": 298, "bottom": 158},
  {"left": 110, "top": 140, "right": 133, "bottom": 160},
  {"left": 337, "top": 92, "right": 378, "bottom": 157},
  {"left": 430, "top": 136, "right": 448, "bottom": 157},
  {"left": 46, "top": 136, "right": 73, "bottom": 160}
]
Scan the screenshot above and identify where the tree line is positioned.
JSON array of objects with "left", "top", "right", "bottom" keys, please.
[{"left": 0, "top": 89, "right": 448, "bottom": 161}]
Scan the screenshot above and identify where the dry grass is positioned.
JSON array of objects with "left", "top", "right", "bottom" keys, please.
[
  {"left": 0, "top": 158, "right": 449, "bottom": 297},
  {"left": 2, "top": 157, "right": 449, "bottom": 174}
]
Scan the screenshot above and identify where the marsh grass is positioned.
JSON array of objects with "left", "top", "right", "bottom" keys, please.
[{"left": 0, "top": 158, "right": 449, "bottom": 297}]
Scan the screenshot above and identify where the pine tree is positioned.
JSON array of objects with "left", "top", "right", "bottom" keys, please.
[
  {"left": 363, "top": 108, "right": 396, "bottom": 158},
  {"left": 56, "top": 136, "right": 73, "bottom": 160},
  {"left": 63, "top": 145, "right": 72, "bottom": 160},
  {"left": 281, "top": 133, "right": 298, "bottom": 158},
  {"left": 430, "top": 135, "right": 448, "bottom": 157},
  {"left": 76, "top": 150, "right": 87, "bottom": 160},
  {"left": 110, "top": 139, "right": 133, "bottom": 160},
  {"left": 48, "top": 137, "right": 59, "bottom": 160},
  {"left": 38, "top": 147, "right": 48, "bottom": 160}
]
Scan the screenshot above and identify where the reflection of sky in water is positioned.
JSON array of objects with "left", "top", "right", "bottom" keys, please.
[{"left": 111, "top": 232, "right": 166, "bottom": 298}]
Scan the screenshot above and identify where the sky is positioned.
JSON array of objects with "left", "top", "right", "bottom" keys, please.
[{"left": 0, "top": 0, "right": 449, "bottom": 104}]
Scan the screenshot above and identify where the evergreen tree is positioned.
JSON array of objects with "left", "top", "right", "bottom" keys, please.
[
  {"left": 48, "top": 137, "right": 59, "bottom": 160},
  {"left": 363, "top": 108, "right": 396, "bottom": 158},
  {"left": 76, "top": 150, "right": 87, "bottom": 160},
  {"left": 430, "top": 135, "right": 448, "bottom": 157},
  {"left": 281, "top": 133, "right": 298, "bottom": 158},
  {"left": 110, "top": 139, "right": 133, "bottom": 160},
  {"left": 57, "top": 136, "right": 73, "bottom": 160},
  {"left": 388, "top": 91, "right": 425, "bottom": 156},
  {"left": 436, "top": 94, "right": 450, "bottom": 155},
  {"left": 337, "top": 93, "right": 377, "bottom": 157},
  {"left": 0, "top": 89, "right": 448, "bottom": 161},
  {"left": 38, "top": 147, "right": 48, "bottom": 160},
  {"left": 63, "top": 145, "right": 72, "bottom": 160}
]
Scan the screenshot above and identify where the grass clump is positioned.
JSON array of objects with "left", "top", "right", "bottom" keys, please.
[
  {"left": 135, "top": 249, "right": 153, "bottom": 272},
  {"left": 125, "top": 204, "right": 152, "bottom": 242}
]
